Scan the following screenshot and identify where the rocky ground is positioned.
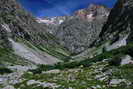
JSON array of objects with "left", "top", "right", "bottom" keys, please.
[{"left": 0, "top": 55, "right": 133, "bottom": 89}]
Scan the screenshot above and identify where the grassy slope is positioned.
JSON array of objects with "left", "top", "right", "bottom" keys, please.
[
  {"left": 29, "top": 43, "right": 133, "bottom": 72},
  {"left": 16, "top": 37, "right": 71, "bottom": 62},
  {"left": 0, "top": 39, "right": 132, "bottom": 89},
  {"left": 0, "top": 47, "right": 31, "bottom": 65}
]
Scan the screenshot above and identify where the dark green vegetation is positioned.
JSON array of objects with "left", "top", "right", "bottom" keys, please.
[
  {"left": 37, "top": 45, "right": 71, "bottom": 62},
  {"left": 0, "top": 66, "right": 12, "bottom": 74},
  {"left": 0, "top": 47, "right": 30, "bottom": 65},
  {"left": 30, "top": 43, "right": 133, "bottom": 74},
  {"left": 16, "top": 37, "right": 71, "bottom": 62}
]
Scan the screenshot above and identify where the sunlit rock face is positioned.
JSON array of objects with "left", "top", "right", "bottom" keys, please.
[{"left": 74, "top": 4, "right": 110, "bottom": 21}]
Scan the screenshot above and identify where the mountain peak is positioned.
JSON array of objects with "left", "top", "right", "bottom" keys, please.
[
  {"left": 37, "top": 4, "right": 110, "bottom": 25},
  {"left": 74, "top": 4, "right": 110, "bottom": 21}
]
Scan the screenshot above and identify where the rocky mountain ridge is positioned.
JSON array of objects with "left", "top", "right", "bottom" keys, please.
[
  {"left": 37, "top": 4, "right": 110, "bottom": 25},
  {"left": 74, "top": 4, "right": 110, "bottom": 21},
  {"left": 38, "top": 4, "right": 110, "bottom": 54}
]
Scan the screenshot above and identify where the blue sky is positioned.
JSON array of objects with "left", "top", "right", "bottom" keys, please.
[{"left": 18, "top": 0, "right": 117, "bottom": 17}]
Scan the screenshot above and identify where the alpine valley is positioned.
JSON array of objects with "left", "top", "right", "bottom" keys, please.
[{"left": 0, "top": 0, "right": 133, "bottom": 89}]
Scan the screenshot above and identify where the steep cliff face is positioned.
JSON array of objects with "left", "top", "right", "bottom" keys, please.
[
  {"left": 99, "top": 0, "right": 133, "bottom": 44},
  {"left": 54, "top": 4, "right": 110, "bottom": 54}
]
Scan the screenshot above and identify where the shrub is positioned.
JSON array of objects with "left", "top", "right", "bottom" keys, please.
[
  {"left": 30, "top": 43, "right": 133, "bottom": 73},
  {"left": 29, "top": 64, "right": 55, "bottom": 74},
  {"left": 0, "top": 66, "right": 12, "bottom": 74},
  {"left": 109, "top": 54, "right": 122, "bottom": 66}
]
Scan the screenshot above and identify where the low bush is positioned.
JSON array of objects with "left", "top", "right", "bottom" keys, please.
[
  {"left": 109, "top": 54, "right": 122, "bottom": 66},
  {"left": 30, "top": 43, "right": 133, "bottom": 74},
  {"left": 0, "top": 66, "right": 12, "bottom": 74}
]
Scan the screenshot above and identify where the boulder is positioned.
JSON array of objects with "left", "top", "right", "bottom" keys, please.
[
  {"left": 121, "top": 55, "right": 133, "bottom": 66},
  {"left": 3, "top": 85, "right": 15, "bottom": 89}
]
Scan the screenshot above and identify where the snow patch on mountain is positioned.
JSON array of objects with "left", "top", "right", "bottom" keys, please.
[{"left": 36, "top": 17, "right": 65, "bottom": 25}]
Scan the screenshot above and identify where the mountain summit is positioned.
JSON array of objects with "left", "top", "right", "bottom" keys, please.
[{"left": 75, "top": 4, "right": 110, "bottom": 21}]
